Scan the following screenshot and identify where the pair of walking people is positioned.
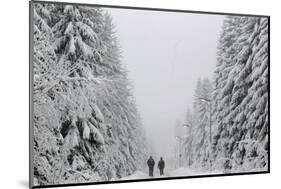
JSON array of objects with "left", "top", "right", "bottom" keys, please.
[{"left": 147, "top": 156, "right": 165, "bottom": 177}]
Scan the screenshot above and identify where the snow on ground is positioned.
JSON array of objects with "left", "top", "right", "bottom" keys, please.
[
  {"left": 120, "top": 171, "right": 168, "bottom": 180},
  {"left": 120, "top": 171, "right": 148, "bottom": 180},
  {"left": 120, "top": 167, "right": 223, "bottom": 180},
  {"left": 168, "top": 167, "right": 222, "bottom": 177}
]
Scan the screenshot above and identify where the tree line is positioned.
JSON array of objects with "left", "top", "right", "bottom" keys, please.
[
  {"left": 181, "top": 16, "right": 268, "bottom": 172},
  {"left": 33, "top": 3, "right": 148, "bottom": 185}
]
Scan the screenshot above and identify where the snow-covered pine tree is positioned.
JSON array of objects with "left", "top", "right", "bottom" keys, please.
[
  {"left": 187, "top": 78, "right": 213, "bottom": 169},
  {"left": 33, "top": 4, "right": 69, "bottom": 185},
  {"left": 212, "top": 16, "right": 268, "bottom": 172},
  {"left": 212, "top": 17, "right": 244, "bottom": 168},
  {"left": 33, "top": 3, "right": 148, "bottom": 186}
]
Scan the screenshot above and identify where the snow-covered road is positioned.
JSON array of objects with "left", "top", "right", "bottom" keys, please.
[{"left": 120, "top": 167, "right": 222, "bottom": 180}]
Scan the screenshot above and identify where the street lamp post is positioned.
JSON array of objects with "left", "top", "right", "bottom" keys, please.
[{"left": 199, "top": 97, "right": 212, "bottom": 170}]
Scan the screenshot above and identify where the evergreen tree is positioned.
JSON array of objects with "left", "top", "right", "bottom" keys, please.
[
  {"left": 183, "top": 78, "right": 213, "bottom": 169},
  {"left": 212, "top": 16, "right": 268, "bottom": 171},
  {"left": 33, "top": 3, "right": 148, "bottom": 186}
]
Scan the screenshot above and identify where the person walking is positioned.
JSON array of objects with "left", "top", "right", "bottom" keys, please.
[
  {"left": 157, "top": 157, "right": 165, "bottom": 176},
  {"left": 147, "top": 156, "right": 155, "bottom": 177}
]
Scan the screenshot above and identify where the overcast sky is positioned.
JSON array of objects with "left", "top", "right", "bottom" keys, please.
[{"left": 106, "top": 8, "right": 224, "bottom": 158}]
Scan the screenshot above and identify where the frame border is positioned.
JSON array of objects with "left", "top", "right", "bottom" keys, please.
[
  {"left": 32, "top": 0, "right": 270, "bottom": 17},
  {"left": 29, "top": 0, "right": 270, "bottom": 188},
  {"left": 29, "top": 1, "right": 34, "bottom": 188}
]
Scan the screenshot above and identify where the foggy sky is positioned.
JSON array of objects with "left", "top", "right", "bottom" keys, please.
[{"left": 106, "top": 8, "right": 224, "bottom": 158}]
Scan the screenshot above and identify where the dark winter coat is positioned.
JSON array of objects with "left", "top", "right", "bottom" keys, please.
[
  {"left": 158, "top": 159, "right": 165, "bottom": 169},
  {"left": 147, "top": 157, "right": 155, "bottom": 168}
]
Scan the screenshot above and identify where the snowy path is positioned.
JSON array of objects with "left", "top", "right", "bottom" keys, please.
[
  {"left": 120, "top": 167, "right": 222, "bottom": 180},
  {"left": 120, "top": 171, "right": 168, "bottom": 180},
  {"left": 167, "top": 167, "right": 222, "bottom": 177}
]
